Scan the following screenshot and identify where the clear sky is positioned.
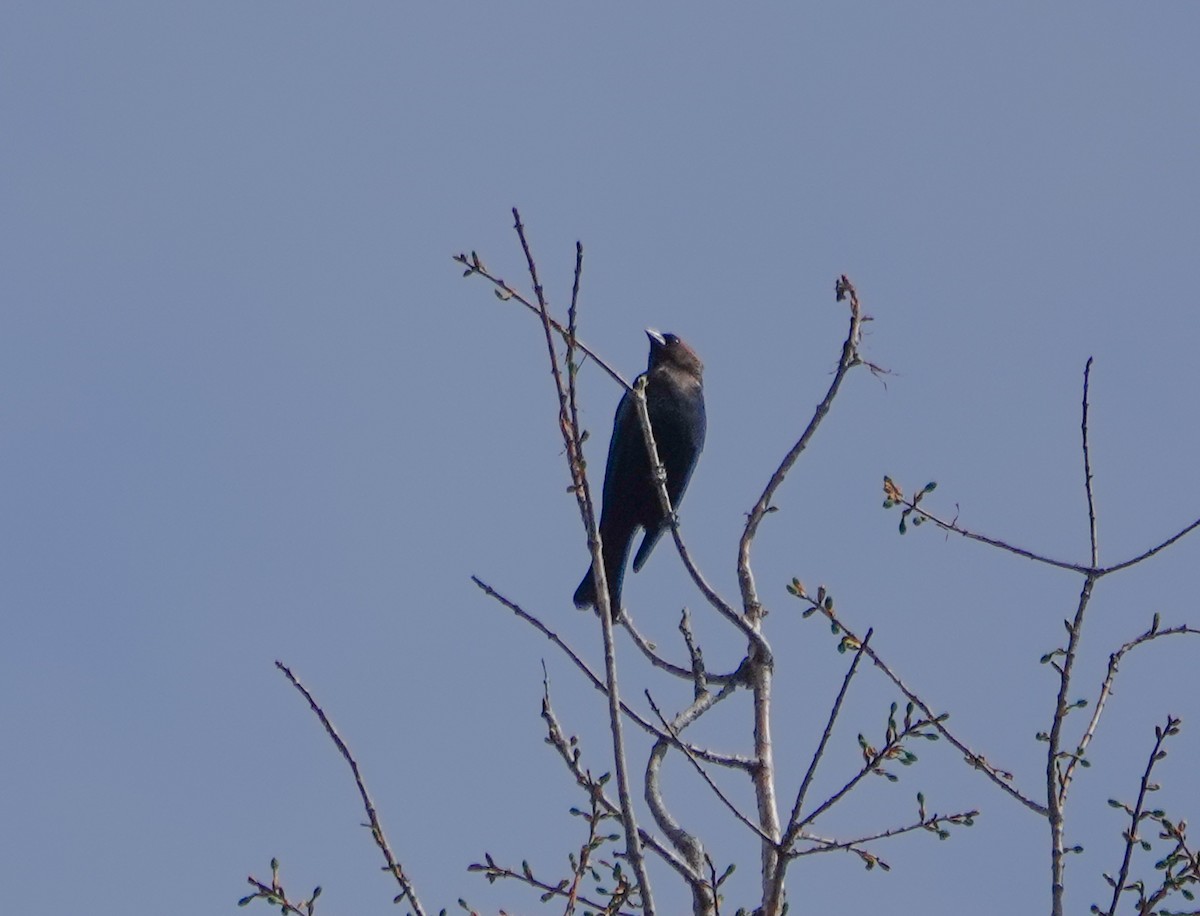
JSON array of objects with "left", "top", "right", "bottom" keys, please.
[{"left": 3, "top": 4, "right": 1199, "bottom": 915}]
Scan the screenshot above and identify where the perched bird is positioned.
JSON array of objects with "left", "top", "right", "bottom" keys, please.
[{"left": 573, "top": 329, "right": 706, "bottom": 614}]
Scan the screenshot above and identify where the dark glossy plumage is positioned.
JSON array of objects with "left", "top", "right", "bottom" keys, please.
[{"left": 573, "top": 329, "right": 706, "bottom": 614}]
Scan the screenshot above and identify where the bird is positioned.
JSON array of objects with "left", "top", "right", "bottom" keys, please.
[{"left": 573, "top": 328, "right": 706, "bottom": 615}]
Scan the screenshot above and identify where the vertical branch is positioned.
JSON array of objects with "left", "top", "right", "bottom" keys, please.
[
  {"left": 511, "top": 209, "right": 655, "bottom": 915},
  {"left": 1081, "top": 357, "right": 1098, "bottom": 567},
  {"left": 1048, "top": 359, "right": 1102, "bottom": 916},
  {"left": 1046, "top": 575, "right": 1097, "bottom": 916},
  {"left": 750, "top": 656, "right": 781, "bottom": 908}
]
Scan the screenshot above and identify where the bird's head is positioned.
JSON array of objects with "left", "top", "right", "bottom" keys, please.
[{"left": 646, "top": 328, "right": 704, "bottom": 377}]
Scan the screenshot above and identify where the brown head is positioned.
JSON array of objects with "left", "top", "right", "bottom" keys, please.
[{"left": 646, "top": 328, "right": 704, "bottom": 380}]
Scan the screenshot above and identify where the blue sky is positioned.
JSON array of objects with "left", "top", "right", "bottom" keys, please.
[{"left": 3, "top": 4, "right": 1199, "bottom": 914}]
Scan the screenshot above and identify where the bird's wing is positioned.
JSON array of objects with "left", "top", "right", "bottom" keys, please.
[{"left": 600, "top": 388, "right": 638, "bottom": 509}]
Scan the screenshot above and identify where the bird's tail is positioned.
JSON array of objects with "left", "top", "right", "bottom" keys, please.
[
  {"left": 573, "top": 554, "right": 625, "bottom": 617},
  {"left": 572, "top": 571, "right": 598, "bottom": 610}
]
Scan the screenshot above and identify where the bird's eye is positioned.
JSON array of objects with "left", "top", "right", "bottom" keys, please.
[{"left": 664, "top": 334, "right": 678, "bottom": 345}]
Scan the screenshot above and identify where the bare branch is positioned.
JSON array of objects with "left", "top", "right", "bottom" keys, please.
[
  {"left": 793, "top": 592, "right": 1045, "bottom": 816},
  {"left": 1097, "top": 516, "right": 1200, "bottom": 576},
  {"left": 644, "top": 713, "right": 714, "bottom": 915},
  {"left": 621, "top": 612, "right": 743, "bottom": 685},
  {"left": 629, "top": 377, "right": 768, "bottom": 657},
  {"left": 1046, "top": 575, "right": 1097, "bottom": 916},
  {"left": 512, "top": 208, "right": 654, "bottom": 912},
  {"left": 1096, "top": 716, "right": 1186, "bottom": 916},
  {"left": 782, "top": 630, "right": 872, "bottom": 849},
  {"left": 539, "top": 674, "right": 696, "bottom": 883},
  {"left": 794, "top": 708, "right": 943, "bottom": 832},
  {"left": 239, "top": 860, "right": 322, "bottom": 915},
  {"left": 895, "top": 491, "right": 1200, "bottom": 579},
  {"left": 471, "top": 575, "right": 752, "bottom": 771},
  {"left": 738, "top": 275, "right": 867, "bottom": 623},
  {"left": 467, "top": 857, "right": 635, "bottom": 916},
  {"left": 274, "top": 662, "right": 428, "bottom": 916},
  {"left": 900, "top": 498, "right": 1094, "bottom": 574},
  {"left": 645, "top": 692, "right": 774, "bottom": 846},
  {"left": 679, "top": 610, "right": 709, "bottom": 700},
  {"left": 453, "top": 249, "right": 630, "bottom": 392},
  {"left": 1081, "top": 357, "right": 1099, "bottom": 567},
  {"left": 1058, "top": 615, "right": 1200, "bottom": 803},
  {"left": 790, "top": 806, "right": 978, "bottom": 862}
]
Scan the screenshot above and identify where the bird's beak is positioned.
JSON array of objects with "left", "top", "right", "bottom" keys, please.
[{"left": 646, "top": 328, "right": 666, "bottom": 346}]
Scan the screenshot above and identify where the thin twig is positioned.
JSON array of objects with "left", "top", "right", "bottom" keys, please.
[
  {"left": 903, "top": 501, "right": 1094, "bottom": 574},
  {"left": 274, "top": 662, "right": 428, "bottom": 916},
  {"left": 790, "top": 808, "right": 979, "bottom": 859},
  {"left": 453, "top": 250, "right": 630, "bottom": 392},
  {"left": 900, "top": 501, "right": 1200, "bottom": 579},
  {"left": 795, "top": 716, "right": 940, "bottom": 832},
  {"left": 240, "top": 861, "right": 321, "bottom": 916},
  {"left": 1096, "top": 516, "right": 1200, "bottom": 576},
  {"left": 469, "top": 859, "right": 635, "bottom": 916},
  {"left": 1058, "top": 616, "right": 1200, "bottom": 803},
  {"left": 622, "top": 614, "right": 742, "bottom": 685},
  {"left": 782, "top": 631, "right": 872, "bottom": 849}
]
